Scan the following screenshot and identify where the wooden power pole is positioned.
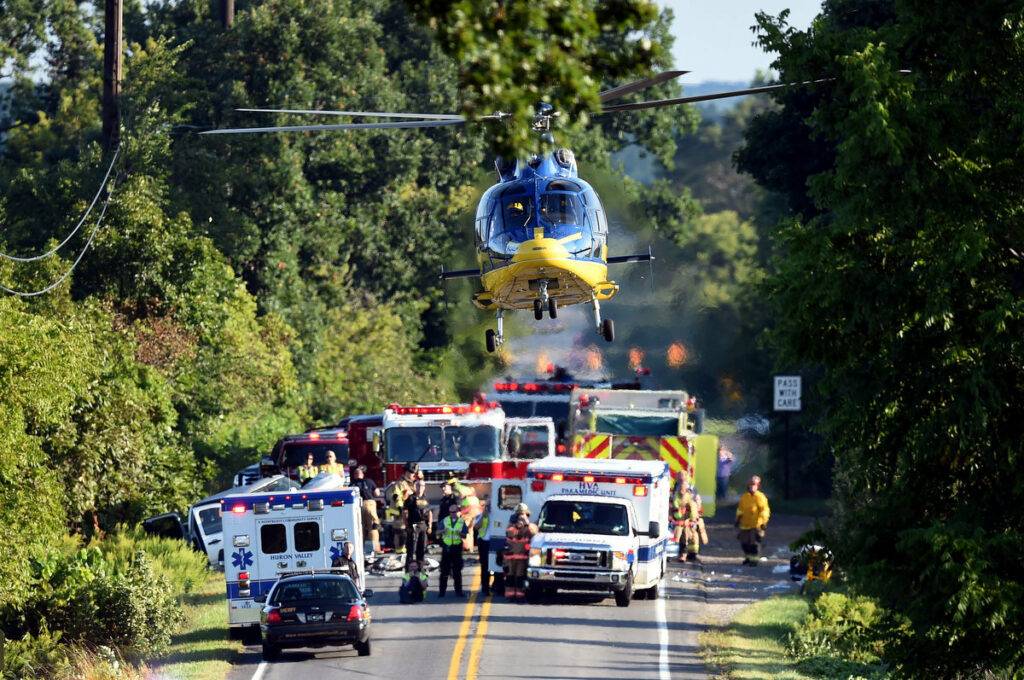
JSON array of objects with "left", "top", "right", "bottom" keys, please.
[
  {"left": 101, "top": 0, "right": 123, "bottom": 148},
  {"left": 221, "top": 0, "right": 235, "bottom": 29}
]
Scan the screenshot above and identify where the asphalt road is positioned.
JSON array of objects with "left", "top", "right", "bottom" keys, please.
[{"left": 226, "top": 553, "right": 711, "bottom": 680}]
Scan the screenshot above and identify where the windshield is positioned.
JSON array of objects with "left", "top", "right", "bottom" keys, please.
[
  {"left": 386, "top": 426, "right": 501, "bottom": 463},
  {"left": 535, "top": 401, "right": 568, "bottom": 421},
  {"left": 271, "top": 578, "right": 359, "bottom": 604},
  {"left": 506, "top": 425, "right": 550, "bottom": 459},
  {"left": 196, "top": 506, "right": 222, "bottom": 536},
  {"left": 282, "top": 443, "right": 349, "bottom": 468},
  {"left": 538, "top": 500, "right": 630, "bottom": 536},
  {"left": 593, "top": 414, "right": 679, "bottom": 437}
]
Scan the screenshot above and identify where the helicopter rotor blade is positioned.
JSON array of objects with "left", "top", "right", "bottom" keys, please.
[
  {"left": 200, "top": 118, "right": 467, "bottom": 135},
  {"left": 237, "top": 108, "right": 465, "bottom": 121},
  {"left": 598, "top": 70, "right": 689, "bottom": 103},
  {"left": 599, "top": 77, "right": 837, "bottom": 114}
]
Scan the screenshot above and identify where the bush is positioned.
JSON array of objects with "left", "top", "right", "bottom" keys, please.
[
  {"left": 787, "top": 592, "right": 889, "bottom": 678},
  {"left": 1, "top": 625, "right": 69, "bottom": 679},
  {"left": 6, "top": 547, "right": 183, "bottom": 660},
  {"left": 92, "top": 526, "right": 208, "bottom": 597}
]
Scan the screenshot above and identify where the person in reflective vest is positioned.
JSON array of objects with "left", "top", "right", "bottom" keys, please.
[
  {"left": 320, "top": 450, "right": 347, "bottom": 482},
  {"left": 503, "top": 515, "right": 534, "bottom": 600},
  {"left": 438, "top": 505, "right": 469, "bottom": 597},
  {"left": 399, "top": 560, "right": 429, "bottom": 603},
  {"left": 475, "top": 502, "right": 492, "bottom": 596},
  {"left": 298, "top": 453, "right": 319, "bottom": 484}
]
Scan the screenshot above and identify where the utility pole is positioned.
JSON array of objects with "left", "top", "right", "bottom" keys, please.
[
  {"left": 221, "top": 0, "right": 235, "bottom": 29},
  {"left": 101, "top": 0, "right": 123, "bottom": 148}
]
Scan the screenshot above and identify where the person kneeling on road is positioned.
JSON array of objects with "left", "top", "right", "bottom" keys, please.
[
  {"left": 400, "top": 560, "right": 429, "bottom": 603},
  {"left": 438, "top": 504, "right": 469, "bottom": 597},
  {"left": 735, "top": 475, "right": 771, "bottom": 565}
]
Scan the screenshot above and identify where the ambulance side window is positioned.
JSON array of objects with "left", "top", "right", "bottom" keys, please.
[
  {"left": 261, "top": 524, "right": 287, "bottom": 554},
  {"left": 498, "top": 485, "right": 522, "bottom": 510},
  {"left": 294, "top": 522, "right": 320, "bottom": 552}
]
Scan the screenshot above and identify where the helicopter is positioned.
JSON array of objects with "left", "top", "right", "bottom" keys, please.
[{"left": 202, "top": 72, "right": 832, "bottom": 352}]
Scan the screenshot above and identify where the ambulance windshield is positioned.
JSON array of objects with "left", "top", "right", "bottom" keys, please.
[
  {"left": 386, "top": 426, "right": 500, "bottom": 463},
  {"left": 538, "top": 500, "right": 630, "bottom": 536}
]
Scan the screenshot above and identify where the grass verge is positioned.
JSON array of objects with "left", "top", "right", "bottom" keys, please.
[
  {"left": 148, "top": 572, "right": 242, "bottom": 680},
  {"left": 703, "top": 594, "right": 812, "bottom": 680}
]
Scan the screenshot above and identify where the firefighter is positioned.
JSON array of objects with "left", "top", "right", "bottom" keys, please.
[
  {"left": 475, "top": 501, "right": 493, "bottom": 596},
  {"left": 298, "top": 453, "right": 319, "bottom": 484},
  {"left": 438, "top": 504, "right": 469, "bottom": 597},
  {"left": 320, "top": 450, "right": 347, "bottom": 481},
  {"left": 403, "top": 480, "right": 432, "bottom": 570},
  {"left": 735, "top": 475, "right": 771, "bottom": 565},
  {"left": 388, "top": 463, "right": 419, "bottom": 553},
  {"left": 503, "top": 515, "right": 533, "bottom": 600},
  {"left": 399, "top": 560, "right": 429, "bottom": 603}
]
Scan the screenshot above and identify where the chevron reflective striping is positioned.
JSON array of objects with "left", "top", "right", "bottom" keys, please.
[
  {"left": 576, "top": 433, "right": 612, "bottom": 459},
  {"left": 612, "top": 436, "right": 660, "bottom": 461},
  {"left": 660, "top": 436, "right": 694, "bottom": 475}
]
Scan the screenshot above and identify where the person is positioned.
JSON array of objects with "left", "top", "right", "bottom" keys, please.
[
  {"left": 503, "top": 515, "right": 534, "bottom": 600},
  {"left": 403, "top": 480, "right": 433, "bottom": 570},
  {"left": 399, "top": 560, "right": 429, "bottom": 603},
  {"left": 388, "top": 463, "right": 419, "bottom": 553},
  {"left": 676, "top": 489, "right": 703, "bottom": 563},
  {"left": 716, "top": 447, "right": 734, "bottom": 501},
  {"left": 331, "top": 541, "right": 360, "bottom": 584},
  {"left": 437, "top": 483, "right": 459, "bottom": 538},
  {"left": 509, "top": 502, "right": 530, "bottom": 525},
  {"left": 298, "top": 453, "right": 319, "bottom": 484},
  {"left": 475, "top": 501, "right": 493, "bottom": 596},
  {"left": 735, "top": 475, "right": 771, "bottom": 566},
  {"left": 352, "top": 465, "right": 380, "bottom": 501},
  {"left": 352, "top": 466, "right": 382, "bottom": 554},
  {"left": 320, "top": 450, "right": 347, "bottom": 482},
  {"left": 438, "top": 504, "right": 469, "bottom": 597}
]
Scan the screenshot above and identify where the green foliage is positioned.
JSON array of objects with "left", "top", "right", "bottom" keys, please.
[
  {"left": 788, "top": 593, "right": 886, "bottom": 667},
  {"left": 741, "top": 0, "right": 1024, "bottom": 674},
  {"left": 90, "top": 526, "right": 209, "bottom": 596},
  {"left": 0, "top": 625, "right": 69, "bottom": 680}
]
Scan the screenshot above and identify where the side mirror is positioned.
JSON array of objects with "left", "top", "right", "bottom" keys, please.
[
  {"left": 253, "top": 594, "right": 267, "bottom": 604},
  {"left": 648, "top": 521, "right": 660, "bottom": 538},
  {"left": 363, "top": 589, "right": 374, "bottom": 599},
  {"left": 371, "top": 433, "right": 381, "bottom": 453}
]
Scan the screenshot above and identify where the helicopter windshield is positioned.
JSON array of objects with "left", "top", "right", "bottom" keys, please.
[{"left": 476, "top": 177, "right": 606, "bottom": 260}]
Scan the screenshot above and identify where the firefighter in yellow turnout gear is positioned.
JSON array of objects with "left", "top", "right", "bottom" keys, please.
[
  {"left": 735, "top": 475, "right": 771, "bottom": 565},
  {"left": 672, "top": 479, "right": 706, "bottom": 563}
]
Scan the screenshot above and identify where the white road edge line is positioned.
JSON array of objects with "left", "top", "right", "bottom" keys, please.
[
  {"left": 251, "top": 660, "right": 268, "bottom": 680},
  {"left": 657, "top": 576, "right": 670, "bottom": 680}
]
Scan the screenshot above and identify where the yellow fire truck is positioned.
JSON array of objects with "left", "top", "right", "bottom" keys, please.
[{"left": 567, "top": 388, "right": 719, "bottom": 516}]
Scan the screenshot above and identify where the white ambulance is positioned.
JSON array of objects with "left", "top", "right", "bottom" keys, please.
[
  {"left": 220, "top": 473, "right": 364, "bottom": 638},
  {"left": 488, "top": 458, "right": 670, "bottom": 606}
]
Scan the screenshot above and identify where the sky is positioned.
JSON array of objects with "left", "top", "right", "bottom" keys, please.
[{"left": 661, "top": 1, "right": 823, "bottom": 82}]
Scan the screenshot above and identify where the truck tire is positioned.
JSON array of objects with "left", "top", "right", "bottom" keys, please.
[
  {"left": 261, "top": 643, "right": 280, "bottom": 661},
  {"left": 355, "top": 638, "right": 371, "bottom": 656},
  {"left": 645, "top": 581, "right": 659, "bottom": 599},
  {"left": 525, "top": 584, "right": 547, "bottom": 604},
  {"left": 615, "top": 573, "right": 633, "bottom": 607}
]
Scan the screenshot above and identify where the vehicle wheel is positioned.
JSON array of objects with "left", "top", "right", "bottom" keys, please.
[
  {"left": 646, "top": 581, "right": 659, "bottom": 600},
  {"left": 525, "top": 584, "right": 545, "bottom": 604},
  {"left": 355, "top": 639, "right": 371, "bottom": 657},
  {"left": 601, "top": 318, "right": 615, "bottom": 342},
  {"left": 533, "top": 298, "right": 544, "bottom": 320},
  {"left": 243, "top": 626, "right": 262, "bottom": 645},
  {"left": 485, "top": 329, "right": 497, "bottom": 354},
  {"left": 261, "top": 643, "right": 280, "bottom": 661},
  {"left": 615, "top": 573, "right": 633, "bottom": 607},
  {"left": 634, "top": 588, "right": 647, "bottom": 600},
  {"left": 548, "top": 297, "right": 558, "bottom": 318}
]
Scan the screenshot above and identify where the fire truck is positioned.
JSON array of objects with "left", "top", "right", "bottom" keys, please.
[
  {"left": 261, "top": 428, "right": 350, "bottom": 482},
  {"left": 567, "top": 388, "right": 719, "bottom": 516}
]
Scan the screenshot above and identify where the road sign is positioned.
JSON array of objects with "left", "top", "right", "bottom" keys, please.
[{"left": 774, "top": 375, "right": 802, "bottom": 412}]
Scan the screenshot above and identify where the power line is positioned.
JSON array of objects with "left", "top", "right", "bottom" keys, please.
[
  {"left": 0, "top": 172, "right": 118, "bottom": 298},
  {"left": 0, "top": 146, "right": 120, "bottom": 263}
]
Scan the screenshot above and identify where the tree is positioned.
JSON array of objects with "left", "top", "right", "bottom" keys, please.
[{"left": 742, "top": 0, "right": 1024, "bottom": 673}]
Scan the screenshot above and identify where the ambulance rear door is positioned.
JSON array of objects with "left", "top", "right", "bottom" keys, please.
[{"left": 488, "top": 479, "right": 527, "bottom": 573}]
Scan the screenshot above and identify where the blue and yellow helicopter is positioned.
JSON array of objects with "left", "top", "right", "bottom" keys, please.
[{"left": 204, "top": 72, "right": 822, "bottom": 352}]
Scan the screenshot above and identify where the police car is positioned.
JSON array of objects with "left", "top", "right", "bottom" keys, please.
[
  {"left": 489, "top": 458, "right": 670, "bottom": 606},
  {"left": 220, "top": 473, "right": 365, "bottom": 639}
]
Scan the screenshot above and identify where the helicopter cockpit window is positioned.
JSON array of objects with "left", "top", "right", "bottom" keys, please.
[
  {"left": 503, "top": 197, "right": 532, "bottom": 228},
  {"left": 539, "top": 193, "right": 580, "bottom": 226}
]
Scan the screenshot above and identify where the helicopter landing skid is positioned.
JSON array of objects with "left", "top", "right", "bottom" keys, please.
[
  {"left": 593, "top": 297, "right": 614, "bottom": 343},
  {"left": 485, "top": 310, "right": 504, "bottom": 354}
]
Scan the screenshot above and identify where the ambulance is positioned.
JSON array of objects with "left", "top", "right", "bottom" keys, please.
[
  {"left": 488, "top": 458, "right": 671, "bottom": 607},
  {"left": 220, "top": 473, "right": 364, "bottom": 638}
]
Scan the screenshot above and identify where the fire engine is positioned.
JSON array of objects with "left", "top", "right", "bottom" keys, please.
[
  {"left": 567, "top": 388, "right": 720, "bottom": 516},
  {"left": 262, "top": 427, "right": 351, "bottom": 482}
]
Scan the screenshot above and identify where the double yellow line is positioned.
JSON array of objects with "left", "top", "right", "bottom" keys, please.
[{"left": 445, "top": 572, "right": 493, "bottom": 680}]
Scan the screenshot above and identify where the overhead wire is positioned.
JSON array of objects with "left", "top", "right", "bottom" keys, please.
[
  {"left": 0, "top": 157, "right": 121, "bottom": 297},
  {"left": 0, "top": 145, "right": 120, "bottom": 263}
]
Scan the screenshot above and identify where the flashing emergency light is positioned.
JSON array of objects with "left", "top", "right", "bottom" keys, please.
[
  {"left": 531, "top": 480, "right": 546, "bottom": 492},
  {"left": 556, "top": 444, "right": 567, "bottom": 454},
  {"left": 239, "top": 571, "right": 249, "bottom": 581},
  {"left": 551, "top": 473, "right": 564, "bottom": 481},
  {"left": 533, "top": 472, "right": 646, "bottom": 485},
  {"left": 633, "top": 485, "right": 648, "bottom": 497},
  {"left": 388, "top": 403, "right": 497, "bottom": 416},
  {"left": 231, "top": 503, "right": 246, "bottom": 514},
  {"left": 308, "top": 432, "right": 320, "bottom": 440},
  {"left": 493, "top": 382, "right": 576, "bottom": 394},
  {"left": 582, "top": 475, "right": 595, "bottom": 483},
  {"left": 615, "top": 477, "right": 626, "bottom": 484}
]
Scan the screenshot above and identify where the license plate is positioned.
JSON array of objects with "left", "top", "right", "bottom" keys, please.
[{"left": 307, "top": 613, "right": 324, "bottom": 623}]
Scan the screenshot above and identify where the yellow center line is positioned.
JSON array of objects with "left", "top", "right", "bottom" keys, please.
[
  {"left": 445, "top": 572, "right": 482, "bottom": 680},
  {"left": 465, "top": 595, "right": 493, "bottom": 680}
]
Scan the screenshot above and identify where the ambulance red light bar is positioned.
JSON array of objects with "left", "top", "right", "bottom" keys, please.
[
  {"left": 231, "top": 503, "right": 246, "bottom": 514},
  {"left": 633, "top": 485, "right": 648, "bottom": 496},
  {"left": 532, "top": 472, "right": 646, "bottom": 485},
  {"left": 493, "top": 382, "right": 576, "bottom": 393},
  {"left": 387, "top": 403, "right": 495, "bottom": 415}
]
